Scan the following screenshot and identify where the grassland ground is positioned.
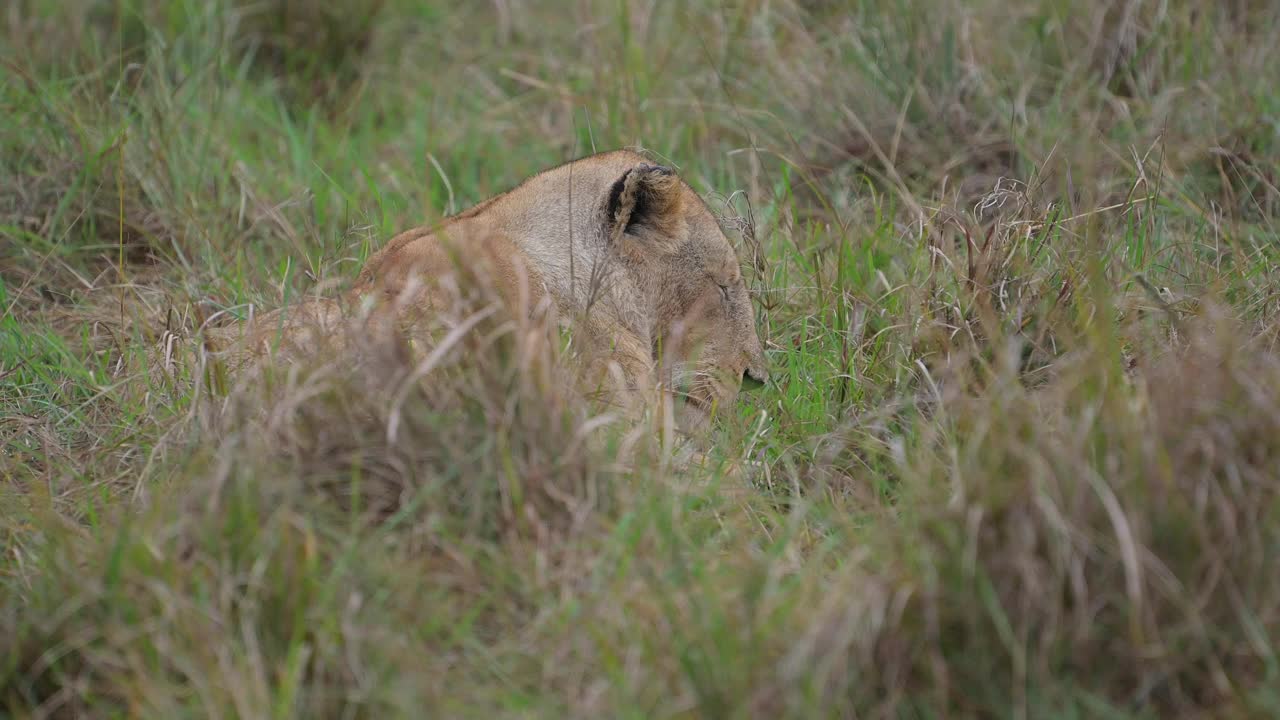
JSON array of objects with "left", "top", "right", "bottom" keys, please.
[{"left": 3, "top": 1, "right": 1280, "bottom": 717}]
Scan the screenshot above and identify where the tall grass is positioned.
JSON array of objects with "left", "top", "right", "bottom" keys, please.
[{"left": 3, "top": 0, "right": 1279, "bottom": 717}]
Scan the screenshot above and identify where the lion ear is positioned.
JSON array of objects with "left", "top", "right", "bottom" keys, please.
[{"left": 605, "top": 163, "right": 683, "bottom": 241}]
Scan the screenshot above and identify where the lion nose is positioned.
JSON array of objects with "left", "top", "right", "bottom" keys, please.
[{"left": 741, "top": 366, "right": 768, "bottom": 391}]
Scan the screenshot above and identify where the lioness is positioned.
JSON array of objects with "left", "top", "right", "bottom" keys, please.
[{"left": 194, "top": 150, "right": 769, "bottom": 433}]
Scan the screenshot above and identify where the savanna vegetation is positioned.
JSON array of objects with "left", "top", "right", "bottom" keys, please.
[{"left": 3, "top": 0, "right": 1280, "bottom": 717}]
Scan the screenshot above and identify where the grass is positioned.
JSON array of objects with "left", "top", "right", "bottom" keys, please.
[{"left": 3, "top": 0, "right": 1280, "bottom": 717}]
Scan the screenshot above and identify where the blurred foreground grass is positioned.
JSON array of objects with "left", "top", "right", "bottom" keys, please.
[{"left": 3, "top": 0, "right": 1280, "bottom": 717}]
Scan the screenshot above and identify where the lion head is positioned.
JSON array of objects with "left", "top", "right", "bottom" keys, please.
[{"left": 602, "top": 160, "right": 769, "bottom": 433}]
